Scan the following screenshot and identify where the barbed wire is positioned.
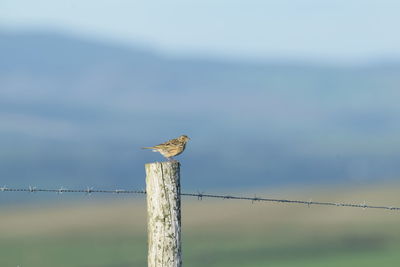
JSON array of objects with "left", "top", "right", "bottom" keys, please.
[
  {"left": 0, "top": 186, "right": 146, "bottom": 195},
  {"left": 1, "top": 186, "right": 399, "bottom": 211}
]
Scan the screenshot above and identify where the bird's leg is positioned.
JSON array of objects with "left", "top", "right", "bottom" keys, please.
[{"left": 167, "top": 157, "right": 177, "bottom": 163}]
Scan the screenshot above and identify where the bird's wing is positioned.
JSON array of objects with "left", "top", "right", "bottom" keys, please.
[
  {"left": 144, "top": 137, "right": 182, "bottom": 150},
  {"left": 154, "top": 138, "right": 179, "bottom": 148}
]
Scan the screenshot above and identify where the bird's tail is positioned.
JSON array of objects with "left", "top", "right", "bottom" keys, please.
[{"left": 142, "top": 147, "right": 154, "bottom": 149}]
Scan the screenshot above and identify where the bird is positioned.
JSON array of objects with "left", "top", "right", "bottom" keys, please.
[{"left": 142, "top": 135, "right": 190, "bottom": 161}]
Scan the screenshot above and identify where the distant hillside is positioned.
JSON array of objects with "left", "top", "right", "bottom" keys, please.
[{"left": 1, "top": 30, "right": 400, "bottom": 193}]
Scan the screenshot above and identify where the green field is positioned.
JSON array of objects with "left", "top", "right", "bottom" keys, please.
[{"left": 1, "top": 186, "right": 400, "bottom": 266}]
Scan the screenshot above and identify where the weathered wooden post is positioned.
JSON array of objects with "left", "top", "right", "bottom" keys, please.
[{"left": 145, "top": 161, "right": 182, "bottom": 267}]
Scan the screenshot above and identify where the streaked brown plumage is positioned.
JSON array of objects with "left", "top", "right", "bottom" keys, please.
[{"left": 142, "top": 135, "right": 190, "bottom": 160}]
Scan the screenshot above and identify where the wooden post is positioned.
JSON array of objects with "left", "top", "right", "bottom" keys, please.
[{"left": 145, "top": 161, "right": 182, "bottom": 267}]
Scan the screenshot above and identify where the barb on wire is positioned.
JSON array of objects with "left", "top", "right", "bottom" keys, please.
[
  {"left": 252, "top": 195, "right": 260, "bottom": 204},
  {"left": 1, "top": 186, "right": 399, "bottom": 212},
  {"left": 307, "top": 198, "right": 312, "bottom": 208},
  {"left": 196, "top": 190, "right": 204, "bottom": 201},
  {"left": 29, "top": 185, "right": 37, "bottom": 193},
  {"left": 58, "top": 187, "right": 66, "bottom": 194},
  {"left": 85, "top": 187, "right": 94, "bottom": 196}
]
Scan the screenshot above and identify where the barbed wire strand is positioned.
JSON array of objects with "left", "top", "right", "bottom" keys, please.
[{"left": 1, "top": 186, "right": 399, "bottom": 211}]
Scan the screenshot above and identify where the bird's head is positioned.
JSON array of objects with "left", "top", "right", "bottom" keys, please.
[{"left": 179, "top": 135, "right": 190, "bottom": 143}]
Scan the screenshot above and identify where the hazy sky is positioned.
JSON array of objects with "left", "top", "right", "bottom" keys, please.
[{"left": 1, "top": 0, "right": 400, "bottom": 62}]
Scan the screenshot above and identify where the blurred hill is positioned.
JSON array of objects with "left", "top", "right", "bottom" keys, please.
[{"left": 1, "top": 30, "right": 400, "bottom": 192}]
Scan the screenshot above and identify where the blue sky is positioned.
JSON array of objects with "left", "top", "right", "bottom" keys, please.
[{"left": 1, "top": 0, "right": 400, "bottom": 62}]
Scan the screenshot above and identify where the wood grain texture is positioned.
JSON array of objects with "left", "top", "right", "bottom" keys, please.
[{"left": 145, "top": 161, "right": 182, "bottom": 267}]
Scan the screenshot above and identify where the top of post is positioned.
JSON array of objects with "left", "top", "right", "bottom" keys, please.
[{"left": 145, "top": 161, "right": 180, "bottom": 168}]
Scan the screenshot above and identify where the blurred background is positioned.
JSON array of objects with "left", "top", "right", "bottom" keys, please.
[{"left": 1, "top": 0, "right": 400, "bottom": 266}]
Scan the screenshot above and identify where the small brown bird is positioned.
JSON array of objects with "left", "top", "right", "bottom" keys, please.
[{"left": 142, "top": 135, "right": 190, "bottom": 161}]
